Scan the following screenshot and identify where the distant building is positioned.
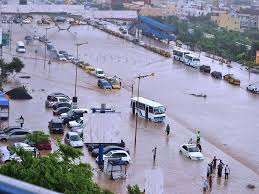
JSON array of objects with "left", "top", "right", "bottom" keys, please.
[
  {"left": 236, "top": 9, "right": 259, "bottom": 29},
  {"left": 140, "top": 5, "right": 176, "bottom": 16},
  {"left": 211, "top": 13, "right": 241, "bottom": 31}
]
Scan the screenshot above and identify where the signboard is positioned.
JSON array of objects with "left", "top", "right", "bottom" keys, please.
[
  {"left": 2, "top": 33, "right": 10, "bottom": 46},
  {"left": 256, "top": 50, "right": 259, "bottom": 65}
]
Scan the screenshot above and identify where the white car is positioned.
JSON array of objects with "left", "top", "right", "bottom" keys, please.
[
  {"left": 70, "top": 123, "right": 85, "bottom": 137},
  {"left": 60, "top": 108, "right": 88, "bottom": 119},
  {"left": 46, "top": 95, "right": 71, "bottom": 108},
  {"left": 68, "top": 118, "right": 83, "bottom": 128},
  {"left": 96, "top": 150, "right": 131, "bottom": 163},
  {"left": 179, "top": 144, "right": 204, "bottom": 160},
  {"left": 0, "top": 143, "right": 36, "bottom": 163},
  {"left": 22, "top": 18, "right": 32, "bottom": 24},
  {"left": 247, "top": 83, "right": 259, "bottom": 93},
  {"left": 57, "top": 53, "right": 67, "bottom": 61},
  {"left": 66, "top": 54, "right": 75, "bottom": 61},
  {"left": 64, "top": 132, "right": 83, "bottom": 148}
]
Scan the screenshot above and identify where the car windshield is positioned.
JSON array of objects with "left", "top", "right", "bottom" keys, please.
[
  {"left": 193, "top": 59, "right": 200, "bottom": 62},
  {"left": 188, "top": 147, "right": 200, "bottom": 152},
  {"left": 106, "top": 151, "right": 113, "bottom": 157},
  {"left": 103, "top": 81, "right": 110, "bottom": 86},
  {"left": 154, "top": 106, "right": 165, "bottom": 114},
  {"left": 67, "top": 111, "right": 74, "bottom": 116},
  {"left": 70, "top": 135, "right": 81, "bottom": 141},
  {"left": 97, "top": 71, "right": 104, "bottom": 74},
  {"left": 59, "top": 98, "right": 68, "bottom": 102}
]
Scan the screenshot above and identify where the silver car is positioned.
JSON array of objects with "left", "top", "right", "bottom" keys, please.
[{"left": 0, "top": 129, "right": 32, "bottom": 142}]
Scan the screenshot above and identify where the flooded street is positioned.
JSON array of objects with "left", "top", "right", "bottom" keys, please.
[{"left": 1, "top": 21, "right": 259, "bottom": 193}]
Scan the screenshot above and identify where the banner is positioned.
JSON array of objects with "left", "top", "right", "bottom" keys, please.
[{"left": 256, "top": 50, "right": 259, "bottom": 65}]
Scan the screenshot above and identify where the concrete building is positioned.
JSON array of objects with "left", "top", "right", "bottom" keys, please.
[
  {"left": 236, "top": 9, "right": 259, "bottom": 29},
  {"left": 211, "top": 13, "right": 241, "bottom": 31},
  {"left": 140, "top": 5, "right": 176, "bottom": 16}
]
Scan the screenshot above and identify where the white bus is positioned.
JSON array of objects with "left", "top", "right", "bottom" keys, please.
[
  {"left": 184, "top": 53, "right": 200, "bottom": 68},
  {"left": 172, "top": 48, "right": 190, "bottom": 62},
  {"left": 131, "top": 97, "right": 166, "bottom": 122}
]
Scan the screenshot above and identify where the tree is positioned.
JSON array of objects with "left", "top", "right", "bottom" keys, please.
[
  {"left": 0, "top": 57, "right": 24, "bottom": 87},
  {"left": 0, "top": 143, "right": 113, "bottom": 194},
  {"left": 127, "top": 184, "right": 142, "bottom": 194},
  {"left": 26, "top": 131, "right": 49, "bottom": 148}
]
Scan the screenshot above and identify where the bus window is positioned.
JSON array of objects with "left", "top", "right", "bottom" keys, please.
[
  {"left": 154, "top": 107, "right": 166, "bottom": 114},
  {"left": 149, "top": 107, "right": 154, "bottom": 113}
]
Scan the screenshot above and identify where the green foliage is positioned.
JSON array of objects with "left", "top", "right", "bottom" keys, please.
[
  {"left": 150, "top": 15, "right": 259, "bottom": 65},
  {"left": 127, "top": 184, "right": 142, "bottom": 194},
  {"left": 26, "top": 131, "right": 49, "bottom": 144},
  {"left": 0, "top": 57, "right": 24, "bottom": 86},
  {"left": 0, "top": 143, "right": 113, "bottom": 194}
]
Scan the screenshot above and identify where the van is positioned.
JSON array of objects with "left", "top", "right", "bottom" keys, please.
[
  {"left": 16, "top": 41, "right": 26, "bottom": 53},
  {"left": 95, "top": 68, "right": 105, "bottom": 78}
]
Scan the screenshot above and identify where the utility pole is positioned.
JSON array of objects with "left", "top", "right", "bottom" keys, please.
[
  {"left": 44, "top": 27, "right": 55, "bottom": 70},
  {"left": 134, "top": 73, "right": 155, "bottom": 149},
  {"left": 73, "top": 42, "right": 88, "bottom": 108}
]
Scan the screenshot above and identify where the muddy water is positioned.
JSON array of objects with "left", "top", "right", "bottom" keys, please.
[{"left": 1, "top": 22, "right": 259, "bottom": 193}]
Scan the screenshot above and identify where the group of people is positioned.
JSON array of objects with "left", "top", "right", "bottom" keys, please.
[
  {"left": 203, "top": 156, "right": 231, "bottom": 192},
  {"left": 188, "top": 130, "right": 202, "bottom": 152}
]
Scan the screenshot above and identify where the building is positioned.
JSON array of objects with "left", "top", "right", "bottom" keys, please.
[
  {"left": 236, "top": 9, "right": 259, "bottom": 29},
  {"left": 140, "top": 5, "right": 176, "bottom": 16},
  {"left": 211, "top": 13, "right": 240, "bottom": 31}
]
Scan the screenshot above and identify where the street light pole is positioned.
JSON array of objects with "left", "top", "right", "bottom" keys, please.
[
  {"left": 44, "top": 27, "right": 55, "bottom": 70},
  {"left": 134, "top": 73, "right": 155, "bottom": 149},
  {"left": 73, "top": 42, "right": 88, "bottom": 108}
]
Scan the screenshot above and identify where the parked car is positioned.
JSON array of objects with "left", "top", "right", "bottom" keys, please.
[
  {"left": 96, "top": 150, "right": 131, "bottom": 163},
  {"left": 52, "top": 102, "right": 71, "bottom": 110},
  {"left": 106, "top": 77, "right": 121, "bottom": 89},
  {"left": 22, "top": 18, "right": 32, "bottom": 24},
  {"left": 247, "top": 82, "right": 259, "bottom": 93},
  {"left": 57, "top": 53, "right": 67, "bottom": 61},
  {"left": 24, "top": 139, "right": 52, "bottom": 150},
  {"left": 70, "top": 124, "right": 85, "bottom": 138},
  {"left": 0, "top": 144, "right": 37, "bottom": 163},
  {"left": 64, "top": 132, "right": 83, "bottom": 148},
  {"left": 97, "top": 79, "right": 112, "bottom": 89},
  {"left": 179, "top": 144, "right": 204, "bottom": 160},
  {"left": 48, "top": 119, "right": 64, "bottom": 134},
  {"left": 0, "top": 129, "right": 32, "bottom": 142},
  {"left": 24, "top": 35, "right": 32, "bottom": 41},
  {"left": 53, "top": 107, "right": 71, "bottom": 116},
  {"left": 60, "top": 108, "right": 88, "bottom": 119},
  {"left": 68, "top": 118, "right": 83, "bottom": 128},
  {"left": 91, "top": 146, "right": 129, "bottom": 157},
  {"left": 211, "top": 71, "right": 222, "bottom": 79},
  {"left": 45, "top": 93, "right": 70, "bottom": 108},
  {"left": 199, "top": 65, "right": 211, "bottom": 73},
  {"left": 0, "top": 126, "right": 30, "bottom": 135},
  {"left": 66, "top": 54, "right": 74, "bottom": 60},
  {"left": 55, "top": 16, "right": 66, "bottom": 23},
  {"left": 223, "top": 74, "right": 241, "bottom": 86}
]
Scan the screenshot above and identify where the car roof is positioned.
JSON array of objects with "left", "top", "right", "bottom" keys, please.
[
  {"left": 50, "top": 118, "right": 63, "bottom": 123},
  {"left": 67, "top": 131, "right": 78, "bottom": 136},
  {"left": 182, "top": 144, "right": 197, "bottom": 148},
  {"left": 109, "top": 150, "right": 127, "bottom": 154}
]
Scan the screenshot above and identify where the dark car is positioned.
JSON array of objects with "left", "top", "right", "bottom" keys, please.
[
  {"left": 91, "top": 146, "right": 130, "bottom": 157},
  {"left": 48, "top": 118, "right": 64, "bottom": 134},
  {"left": 58, "top": 51, "right": 68, "bottom": 58},
  {"left": 87, "top": 142, "right": 125, "bottom": 152},
  {"left": 97, "top": 79, "right": 112, "bottom": 89},
  {"left": 24, "top": 139, "right": 52, "bottom": 150},
  {"left": 211, "top": 71, "right": 222, "bottom": 79},
  {"left": 53, "top": 107, "right": 71, "bottom": 116},
  {"left": 62, "top": 112, "right": 83, "bottom": 125},
  {"left": 24, "top": 36, "right": 32, "bottom": 41},
  {"left": 199, "top": 65, "right": 211, "bottom": 73},
  {"left": 52, "top": 102, "right": 71, "bottom": 110},
  {"left": 55, "top": 16, "right": 66, "bottom": 23}
]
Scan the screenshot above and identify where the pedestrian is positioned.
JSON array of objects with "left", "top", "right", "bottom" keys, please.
[
  {"left": 207, "top": 164, "right": 211, "bottom": 177},
  {"left": 208, "top": 174, "right": 213, "bottom": 189},
  {"left": 188, "top": 138, "right": 193, "bottom": 144},
  {"left": 196, "top": 130, "right": 201, "bottom": 144},
  {"left": 212, "top": 156, "right": 217, "bottom": 169},
  {"left": 217, "top": 163, "right": 223, "bottom": 178},
  {"left": 224, "top": 164, "right": 230, "bottom": 179},
  {"left": 197, "top": 143, "right": 202, "bottom": 152},
  {"left": 120, "top": 139, "right": 125, "bottom": 147},
  {"left": 165, "top": 124, "right": 170, "bottom": 136},
  {"left": 202, "top": 177, "right": 208, "bottom": 192},
  {"left": 209, "top": 162, "right": 213, "bottom": 174},
  {"left": 20, "top": 115, "right": 24, "bottom": 128},
  {"left": 152, "top": 147, "right": 157, "bottom": 162}
]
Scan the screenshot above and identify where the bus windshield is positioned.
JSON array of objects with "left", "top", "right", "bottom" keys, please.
[
  {"left": 193, "top": 58, "right": 200, "bottom": 62},
  {"left": 154, "top": 106, "right": 165, "bottom": 114}
]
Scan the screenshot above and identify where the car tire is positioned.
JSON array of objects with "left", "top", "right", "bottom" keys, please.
[
  {"left": 179, "top": 150, "right": 182, "bottom": 154},
  {"left": 1, "top": 138, "right": 7, "bottom": 142},
  {"left": 189, "top": 156, "right": 192, "bottom": 160}
]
